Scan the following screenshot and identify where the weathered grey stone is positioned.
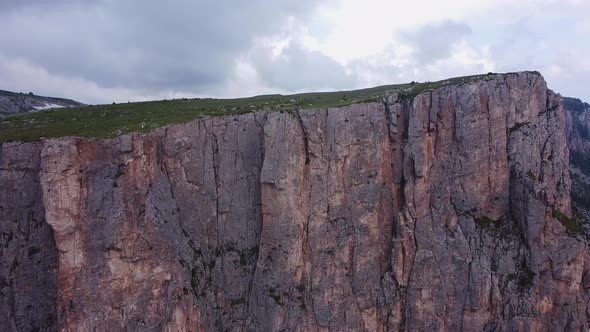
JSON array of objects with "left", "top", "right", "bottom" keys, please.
[{"left": 0, "top": 142, "right": 58, "bottom": 331}]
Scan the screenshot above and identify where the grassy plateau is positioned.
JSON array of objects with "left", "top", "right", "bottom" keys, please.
[{"left": 0, "top": 72, "right": 509, "bottom": 143}]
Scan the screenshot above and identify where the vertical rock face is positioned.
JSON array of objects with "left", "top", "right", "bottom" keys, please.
[
  {"left": 0, "top": 143, "right": 58, "bottom": 331},
  {"left": 564, "top": 97, "right": 590, "bottom": 232},
  {"left": 1, "top": 72, "right": 589, "bottom": 331},
  {"left": 565, "top": 97, "right": 590, "bottom": 157}
]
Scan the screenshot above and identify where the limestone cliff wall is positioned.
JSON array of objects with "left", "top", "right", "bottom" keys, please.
[{"left": 1, "top": 72, "right": 589, "bottom": 331}]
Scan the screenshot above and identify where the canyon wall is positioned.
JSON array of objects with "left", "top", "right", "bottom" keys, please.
[{"left": 1, "top": 72, "right": 589, "bottom": 331}]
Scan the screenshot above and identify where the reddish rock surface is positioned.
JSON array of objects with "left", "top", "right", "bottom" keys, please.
[{"left": 1, "top": 72, "right": 589, "bottom": 331}]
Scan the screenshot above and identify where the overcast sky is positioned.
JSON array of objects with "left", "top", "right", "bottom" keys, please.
[{"left": 1, "top": 0, "right": 588, "bottom": 104}]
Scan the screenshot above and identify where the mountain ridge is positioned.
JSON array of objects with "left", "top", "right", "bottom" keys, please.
[{"left": 0, "top": 89, "right": 83, "bottom": 116}]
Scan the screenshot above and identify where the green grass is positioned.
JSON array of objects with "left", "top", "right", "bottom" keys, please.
[{"left": 0, "top": 72, "right": 525, "bottom": 143}]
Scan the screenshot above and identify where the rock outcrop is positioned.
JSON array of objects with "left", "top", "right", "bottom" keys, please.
[
  {"left": 0, "top": 90, "right": 82, "bottom": 115},
  {"left": 1, "top": 72, "right": 589, "bottom": 331}
]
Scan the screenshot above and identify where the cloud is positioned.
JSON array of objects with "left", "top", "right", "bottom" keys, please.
[
  {"left": 478, "top": 8, "right": 590, "bottom": 101},
  {"left": 543, "top": 50, "right": 590, "bottom": 100},
  {"left": 348, "top": 40, "right": 494, "bottom": 89},
  {"left": 0, "top": 53, "right": 201, "bottom": 104},
  {"left": 0, "top": 0, "right": 589, "bottom": 103},
  {"left": 0, "top": 0, "right": 95, "bottom": 11},
  {"left": 402, "top": 20, "right": 472, "bottom": 64},
  {"left": 342, "top": 20, "right": 492, "bottom": 89},
  {"left": 248, "top": 41, "right": 355, "bottom": 92},
  {"left": 0, "top": 0, "right": 327, "bottom": 102}
]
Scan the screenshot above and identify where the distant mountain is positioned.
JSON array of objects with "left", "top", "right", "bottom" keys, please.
[
  {"left": 0, "top": 89, "right": 83, "bottom": 116},
  {"left": 564, "top": 96, "right": 590, "bottom": 113},
  {"left": 564, "top": 96, "right": 590, "bottom": 227}
]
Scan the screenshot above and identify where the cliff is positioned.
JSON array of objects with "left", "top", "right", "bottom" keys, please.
[{"left": 1, "top": 72, "right": 589, "bottom": 331}]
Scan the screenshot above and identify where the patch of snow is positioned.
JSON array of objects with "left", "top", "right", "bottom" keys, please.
[{"left": 33, "top": 103, "right": 66, "bottom": 111}]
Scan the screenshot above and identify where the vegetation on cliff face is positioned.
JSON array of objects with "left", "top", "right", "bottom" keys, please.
[
  {"left": 0, "top": 72, "right": 524, "bottom": 143},
  {"left": 552, "top": 207, "right": 584, "bottom": 237}
]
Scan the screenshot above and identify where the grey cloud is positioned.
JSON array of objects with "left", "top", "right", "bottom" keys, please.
[
  {"left": 402, "top": 20, "right": 472, "bottom": 64},
  {"left": 488, "top": 18, "right": 545, "bottom": 72},
  {"left": 250, "top": 42, "right": 355, "bottom": 91},
  {"left": 485, "top": 17, "right": 590, "bottom": 100},
  {"left": 344, "top": 20, "right": 480, "bottom": 87},
  {"left": 544, "top": 51, "right": 590, "bottom": 102},
  {"left": 0, "top": 0, "right": 100, "bottom": 12},
  {"left": 0, "top": 0, "right": 324, "bottom": 96},
  {"left": 3, "top": 1, "right": 587, "bottom": 104}
]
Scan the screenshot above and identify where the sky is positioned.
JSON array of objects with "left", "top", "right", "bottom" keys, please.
[{"left": 0, "top": 0, "right": 589, "bottom": 104}]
